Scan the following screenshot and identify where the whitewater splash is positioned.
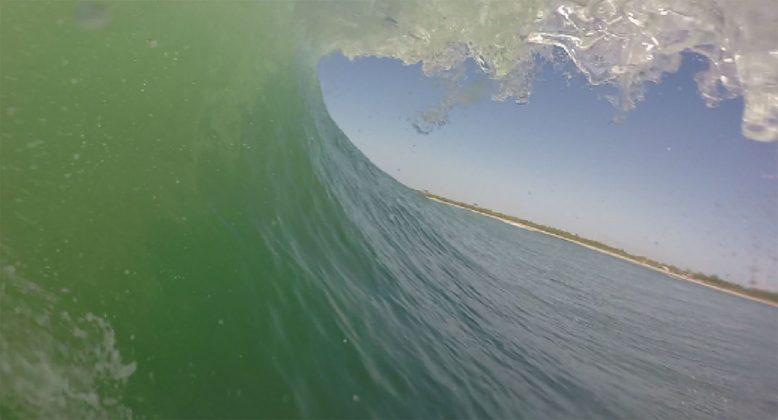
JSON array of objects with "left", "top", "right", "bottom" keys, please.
[
  {"left": 0, "top": 266, "right": 136, "bottom": 418},
  {"left": 303, "top": 0, "right": 778, "bottom": 141}
]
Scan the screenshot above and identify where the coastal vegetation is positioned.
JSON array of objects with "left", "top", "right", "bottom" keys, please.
[{"left": 423, "top": 192, "right": 778, "bottom": 305}]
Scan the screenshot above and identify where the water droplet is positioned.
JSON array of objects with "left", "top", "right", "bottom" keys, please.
[{"left": 74, "top": 2, "right": 111, "bottom": 30}]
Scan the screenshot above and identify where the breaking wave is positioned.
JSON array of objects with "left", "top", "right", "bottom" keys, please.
[
  {"left": 1, "top": 1, "right": 776, "bottom": 418},
  {"left": 303, "top": 0, "right": 778, "bottom": 141}
]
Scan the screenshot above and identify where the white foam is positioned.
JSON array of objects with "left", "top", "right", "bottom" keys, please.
[{"left": 0, "top": 267, "right": 135, "bottom": 418}]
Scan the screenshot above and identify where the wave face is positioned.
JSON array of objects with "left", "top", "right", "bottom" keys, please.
[{"left": 1, "top": 1, "right": 777, "bottom": 418}]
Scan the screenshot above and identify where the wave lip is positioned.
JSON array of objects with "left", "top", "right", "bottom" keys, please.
[{"left": 305, "top": 0, "right": 778, "bottom": 141}]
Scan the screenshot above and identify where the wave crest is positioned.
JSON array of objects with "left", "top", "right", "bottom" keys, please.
[{"left": 303, "top": 0, "right": 778, "bottom": 141}]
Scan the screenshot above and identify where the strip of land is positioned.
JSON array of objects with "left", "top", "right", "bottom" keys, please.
[{"left": 423, "top": 192, "right": 778, "bottom": 307}]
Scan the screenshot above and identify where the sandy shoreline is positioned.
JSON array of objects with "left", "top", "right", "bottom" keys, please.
[{"left": 428, "top": 196, "right": 778, "bottom": 308}]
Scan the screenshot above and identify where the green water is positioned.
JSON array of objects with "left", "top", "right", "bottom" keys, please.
[
  {"left": 2, "top": 2, "right": 777, "bottom": 419},
  {"left": 2, "top": 2, "right": 321, "bottom": 417}
]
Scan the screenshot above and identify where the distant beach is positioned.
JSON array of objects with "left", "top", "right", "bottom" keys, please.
[{"left": 425, "top": 194, "right": 778, "bottom": 308}]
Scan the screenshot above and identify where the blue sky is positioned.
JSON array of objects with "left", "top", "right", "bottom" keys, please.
[{"left": 318, "top": 52, "right": 778, "bottom": 290}]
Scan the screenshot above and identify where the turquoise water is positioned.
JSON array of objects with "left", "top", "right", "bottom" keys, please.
[{"left": 1, "top": 1, "right": 777, "bottom": 418}]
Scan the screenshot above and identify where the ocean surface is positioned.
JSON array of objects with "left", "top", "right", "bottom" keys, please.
[{"left": 2, "top": 1, "right": 777, "bottom": 419}]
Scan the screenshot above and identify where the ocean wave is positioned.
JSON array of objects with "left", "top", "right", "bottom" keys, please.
[{"left": 1, "top": 2, "right": 776, "bottom": 418}]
